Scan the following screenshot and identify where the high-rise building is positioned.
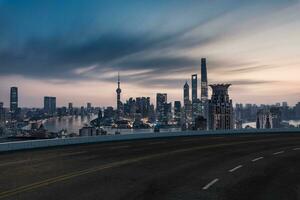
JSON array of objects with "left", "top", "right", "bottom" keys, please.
[
  {"left": 191, "top": 74, "right": 197, "bottom": 103},
  {"left": 256, "top": 107, "right": 282, "bottom": 129},
  {"left": 156, "top": 93, "right": 167, "bottom": 123},
  {"left": 68, "top": 102, "right": 73, "bottom": 115},
  {"left": 295, "top": 102, "right": 300, "bottom": 119},
  {"left": 234, "top": 103, "right": 243, "bottom": 129},
  {"left": 148, "top": 104, "right": 156, "bottom": 123},
  {"left": 163, "top": 102, "right": 172, "bottom": 125},
  {"left": 116, "top": 73, "right": 122, "bottom": 119},
  {"left": 208, "top": 84, "right": 233, "bottom": 130},
  {"left": 87, "top": 103, "right": 92, "bottom": 109},
  {"left": 0, "top": 102, "right": 5, "bottom": 124},
  {"left": 192, "top": 99, "right": 203, "bottom": 118},
  {"left": 87, "top": 102, "right": 92, "bottom": 113},
  {"left": 174, "top": 101, "right": 181, "bottom": 125},
  {"left": 10, "top": 87, "right": 18, "bottom": 115},
  {"left": 194, "top": 116, "right": 207, "bottom": 130},
  {"left": 138, "top": 97, "right": 151, "bottom": 117},
  {"left": 183, "top": 82, "right": 190, "bottom": 107},
  {"left": 235, "top": 104, "right": 243, "bottom": 120},
  {"left": 104, "top": 106, "right": 114, "bottom": 119},
  {"left": 282, "top": 102, "right": 288, "bottom": 107},
  {"left": 201, "top": 58, "right": 208, "bottom": 101},
  {"left": 201, "top": 58, "right": 208, "bottom": 122},
  {"left": 183, "top": 82, "right": 192, "bottom": 128},
  {"left": 44, "top": 96, "right": 56, "bottom": 115}
]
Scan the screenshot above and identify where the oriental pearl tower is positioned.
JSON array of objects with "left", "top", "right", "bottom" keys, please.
[{"left": 116, "top": 73, "right": 122, "bottom": 119}]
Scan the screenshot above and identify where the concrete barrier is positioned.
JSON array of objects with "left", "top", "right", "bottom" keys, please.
[{"left": 0, "top": 128, "right": 300, "bottom": 152}]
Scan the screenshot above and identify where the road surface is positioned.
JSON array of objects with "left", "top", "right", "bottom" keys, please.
[{"left": 0, "top": 133, "right": 300, "bottom": 200}]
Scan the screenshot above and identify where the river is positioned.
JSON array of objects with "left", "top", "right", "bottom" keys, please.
[
  {"left": 43, "top": 115, "right": 181, "bottom": 134},
  {"left": 242, "top": 120, "right": 300, "bottom": 129}
]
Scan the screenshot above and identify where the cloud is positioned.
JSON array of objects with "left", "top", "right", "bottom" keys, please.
[
  {"left": 2, "top": 0, "right": 294, "bottom": 81},
  {"left": 1, "top": 0, "right": 300, "bottom": 106},
  {"left": 228, "top": 80, "right": 279, "bottom": 86}
]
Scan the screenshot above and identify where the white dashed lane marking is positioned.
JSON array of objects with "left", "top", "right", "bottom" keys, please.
[
  {"left": 228, "top": 165, "right": 243, "bottom": 173},
  {"left": 202, "top": 178, "right": 219, "bottom": 190},
  {"left": 293, "top": 148, "right": 300, "bottom": 151},
  {"left": 252, "top": 157, "right": 264, "bottom": 162},
  {"left": 273, "top": 151, "right": 284, "bottom": 155}
]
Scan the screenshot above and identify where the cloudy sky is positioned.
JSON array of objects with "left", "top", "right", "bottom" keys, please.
[{"left": 0, "top": 0, "right": 300, "bottom": 107}]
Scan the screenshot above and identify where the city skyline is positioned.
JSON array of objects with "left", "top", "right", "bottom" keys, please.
[{"left": 1, "top": 0, "right": 300, "bottom": 107}]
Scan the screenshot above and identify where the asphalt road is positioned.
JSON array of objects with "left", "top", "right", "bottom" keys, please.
[{"left": 0, "top": 133, "right": 300, "bottom": 200}]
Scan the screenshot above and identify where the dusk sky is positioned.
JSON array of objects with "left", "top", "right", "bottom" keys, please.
[{"left": 0, "top": 0, "right": 300, "bottom": 107}]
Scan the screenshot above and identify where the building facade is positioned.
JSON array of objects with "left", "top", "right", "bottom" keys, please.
[
  {"left": 201, "top": 58, "right": 208, "bottom": 122},
  {"left": 191, "top": 74, "right": 197, "bottom": 104},
  {"left": 183, "top": 81, "right": 190, "bottom": 107},
  {"left": 208, "top": 84, "right": 233, "bottom": 130},
  {"left": 156, "top": 93, "right": 167, "bottom": 123},
  {"left": 0, "top": 102, "right": 5, "bottom": 125},
  {"left": 44, "top": 96, "right": 56, "bottom": 115},
  {"left": 174, "top": 101, "right": 181, "bottom": 125},
  {"left": 256, "top": 107, "right": 282, "bottom": 129},
  {"left": 10, "top": 87, "right": 18, "bottom": 119}
]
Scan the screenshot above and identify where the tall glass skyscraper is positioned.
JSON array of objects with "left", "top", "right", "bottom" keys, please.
[
  {"left": 156, "top": 93, "right": 167, "bottom": 123},
  {"left": 183, "top": 81, "right": 190, "bottom": 107},
  {"left": 191, "top": 74, "right": 197, "bottom": 104},
  {"left": 44, "top": 96, "right": 56, "bottom": 115},
  {"left": 10, "top": 87, "right": 18, "bottom": 115},
  {"left": 201, "top": 58, "right": 208, "bottom": 101},
  {"left": 201, "top": 58, "right": 208, "bottom": 122}
]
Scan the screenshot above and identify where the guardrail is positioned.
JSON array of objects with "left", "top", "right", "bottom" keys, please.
[{"left": 0, "top": 128, "right": 300, "bottom": 152}]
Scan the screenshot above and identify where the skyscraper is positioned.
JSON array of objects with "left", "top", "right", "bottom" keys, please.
[
  {"left": 163, "top": 102, "right": 172, "bottom": 125},
  {"left": 208, "top": 84, "right": 233, "bottom": 130},
  {"left": 44, "top": 96, "right": 56, "bottom": 115},
  {"left": 183, "top": 81, "right": 190, "bottom": 107},
  {"left": 68, "top": 102, "right": 73, "bottom": 115},
  {"left": 183, "top": 82, "right": 192, "bottom": 128},
  {"left": 191, "top": 74, "right": 197, "bottom": 104},
  {"left": 116, "top": 73, "right": 122, "bottom": 119},
  {"left": 201, "top": 58, "right": 208, "bottom": 122},
  {"left": 10, "top": 87, "right": 18, "bottom": 114},
  {"left": 135, "top": 97, "right": 151, "bottom": 118},
  {"left": 256, "top": 107, "right": 282, "bottom": 129},
  {"left": 174, "top": 101, "right": 181, "bottom": 125},
  {"left": 295, "top": 102, "right": 300, "bottom": 119},
  {"left": 156, "top": 93, "right": 167, "bottom": 123},
  {"left": 68, "top": 102, "right": 73, "bottom": 110},
  {"left": 87, "top": 102, "right": 92, "bottom": 113},
  {"left": 201, "top": 58, "right": 208, "bottom": 101},
  {"left": 0, "top": 102, "right": 5, "bottom": 125}
]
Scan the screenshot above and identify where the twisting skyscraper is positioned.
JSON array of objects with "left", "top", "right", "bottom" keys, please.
[{"left": 201, "top": 58, "right": 208, "bottom": 101}]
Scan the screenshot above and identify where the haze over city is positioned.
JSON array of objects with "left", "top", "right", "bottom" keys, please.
[{"left": 1, "top": 0, "right": 300, "bottom": 107}]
